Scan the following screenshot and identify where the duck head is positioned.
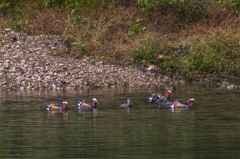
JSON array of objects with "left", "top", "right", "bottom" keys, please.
[
  {"left": 91, "top": 98, "right": 99, "bottom": 107},
  {"left": 164, "top": 90, "right": 173, "bottom": 100},
  {"left": 186, "top": 98, "right": 196, "bottom": 107},
  {"left": 127, "top": 98, "right": 131, "bottom": 105},
  {"left": 61, "top": 101, "right": 70, "bottom": 109}
]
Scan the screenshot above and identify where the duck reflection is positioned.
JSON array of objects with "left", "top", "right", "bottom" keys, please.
[
  {"left": 91, "top": 107, "right": 98, "bottom": 118},
  {"left": 127, "top": 107, "right": 131, "bottom": 117},
  {"left": 151, "top": 102, "right": 161, "bottom": 108},
  {"left": 46, "top": 109, "right": 68, "bottom": 121},
  {"left": 78, "top": 105, "right": 99, "bottom": 121},
  {"left": 187, "top": 107, "right": 195, "bottom": 116},
  {"left": 170, "top": 107, "right": 195, "bottom": 117},
  {"left": 118, "top": 107, "right": 131, "bottom": 120}
]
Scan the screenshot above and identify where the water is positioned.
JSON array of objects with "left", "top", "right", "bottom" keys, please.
[{"left": 0, "top": 83, "right": 240, "bottom": 158}]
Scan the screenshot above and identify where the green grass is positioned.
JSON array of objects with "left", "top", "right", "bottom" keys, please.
[{"left": 132, "top": 30, "right": 240, "bottom": 80}]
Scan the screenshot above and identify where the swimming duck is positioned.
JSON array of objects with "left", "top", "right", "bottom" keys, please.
[
  {"left": 46, "top": 101, "right": 70, "bottom": 110},
  {"left": 148, "top": 93, "right": 162, "bottom": 103},
  {"left": 119, "top": 98, "right": 131, "bottom": 107},
  {"left": 149, "top": 90, "right": 173, "bottom": 103},
  {"left": 170, "top": 98, "right": 196, "bottom": 108},
  {"left": 78, "top": 97, "right": 99, "bottom": 109}
]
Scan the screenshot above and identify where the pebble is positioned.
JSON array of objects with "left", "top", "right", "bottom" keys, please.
[{"left": 0, "top": 29, "right": 177, "bottom": 91}]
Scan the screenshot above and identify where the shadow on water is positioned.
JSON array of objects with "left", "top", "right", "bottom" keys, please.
[{"left": 0, "top": 84, "right": 240, "bottom": 158}]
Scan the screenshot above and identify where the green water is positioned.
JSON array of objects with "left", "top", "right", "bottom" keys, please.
[{"left": 0, "top": 83, "right": 240, "bottom": 158}]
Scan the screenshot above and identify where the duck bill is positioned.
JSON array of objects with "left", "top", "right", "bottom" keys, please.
[{"left": 170, "top": 92, "right": 173, "bottom": 95}]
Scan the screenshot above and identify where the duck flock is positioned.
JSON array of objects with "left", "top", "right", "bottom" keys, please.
[
  {"left": 45, "top": 87, "right": 196, "bottom": 111},
  {"left": 148, "top": 88, "right": 196, "bottom": 109}
]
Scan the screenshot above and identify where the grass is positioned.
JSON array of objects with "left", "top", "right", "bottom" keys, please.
[{"left": 1, "top": 0, "right": 240, "bottom": 81}]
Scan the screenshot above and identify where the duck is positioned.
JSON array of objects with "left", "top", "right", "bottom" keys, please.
[
  {"left": 148, "top": 93, "right": 162, "bottom": 103},
  {"left": 170, "top": 98, "right": 196, "bottom": 108},
  {"left": 46, "top": 101, "right": 70, "bottom": 111},
  {"left": 78, "top": 97, "right": 99, "bottom": 109},
  {"left": 119, "top": 98, "right": 131, "bottom": 107},
  {"left": 149, "top": 90, "right": 173, "bottom": 103}
]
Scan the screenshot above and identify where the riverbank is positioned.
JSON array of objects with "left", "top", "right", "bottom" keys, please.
[
  {"left": 1, "top": 0, "right": 240, "bottom": 87},
  {"left": 0, "top": 28, "right": 181, "bottom": 91}
]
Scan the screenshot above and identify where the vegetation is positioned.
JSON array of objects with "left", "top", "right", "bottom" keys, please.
[{"left": 1, "top": 0, "right": 240, "bottom": 80}]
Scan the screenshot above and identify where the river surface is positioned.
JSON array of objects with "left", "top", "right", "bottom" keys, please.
[{"left": 0, "top": 83, "right": 240, "bottom": 158}]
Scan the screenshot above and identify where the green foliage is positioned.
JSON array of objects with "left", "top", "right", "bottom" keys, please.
[
  {"left": 132, "top": 41, "right": 172, "bottom": 64},
  {"left": 132, "top": 31, "right": 240, "bottom": 79},
  {"left": 65, "top": 0, "right": 88, "bottom": 28},
  {"left": 137, "top": 0, "right": 211, "bottom": 23},
  {"left": 43, "top": 0, "right": 51, "bottom": 6},
  {"left": 0, "top": 2, "right": 11, "bottom": 17},
  {"left": 0, "top": 2, "right": 11, "bottom": 8},
  {"left": 71, "top": 41, "right": 86, "bottom": 49},
  {"left": 67, "top": 0, "right": 82, "bottom": 14},
  {"left": 71, "top": 41, "right": 86, "bottom": 57},
  {"left": 138, "top": 0, "right": 158, "bottom": 12},
  {"left": 128, "top": 19, "right": 146, "bottom": 36}
]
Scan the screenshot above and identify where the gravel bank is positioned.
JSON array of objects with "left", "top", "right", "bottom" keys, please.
[{"left": 0, "top": 29, "right": 177, "bottom": 91}]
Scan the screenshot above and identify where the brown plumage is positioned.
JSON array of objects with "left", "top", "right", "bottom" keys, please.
[
  {"left": 48, "top": 101, "right": 70, "bottom": 110},
  {"left": 163, "top": 90, "right": 173, "bottom": 100}
]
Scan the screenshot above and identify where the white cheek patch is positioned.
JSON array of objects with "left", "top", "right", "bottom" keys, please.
[
  {"left": 92, "top": 98, "right": 98, "bottom": 101},
  {"left": 189, "top": 98, "right": 195, "bottom": 102},
  {"left": 62, "top": 101, "right": 68, "bottom": 104}
]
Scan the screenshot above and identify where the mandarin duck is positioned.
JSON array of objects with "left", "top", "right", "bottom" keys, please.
[
  {"left": 78, "top": 97, "right": 99, "bottom": 109},
  {"left": 148, "top": 93, "right": 162, "bottom": 103},
  {"left": 119, "top": 98, "right": 131, "bottom": 107},
  {"left": 170, "top": 98, "right": 196, "bottom": 109},
  {"left": 46, "top": 101, "right": 70, "bottom": 111},
  {"left": 149, "top": 90, "right": 173, "bottom": 103}
]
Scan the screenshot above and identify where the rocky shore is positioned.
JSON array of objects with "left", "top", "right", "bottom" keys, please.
[{"left": 0, "top": 29, "right": 177, "bottom": 91}]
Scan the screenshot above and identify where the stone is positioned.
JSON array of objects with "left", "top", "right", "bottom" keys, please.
[
  {"left": 156, "top": 54, "right": 163, "bottom": 61},
  {"left": 0, "top": 29, "right": 175, "bottom": 90}
]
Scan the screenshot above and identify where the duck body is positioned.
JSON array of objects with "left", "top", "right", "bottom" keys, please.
[
  {"left": 46, "top": 101, "right": 70, "bottom": 111},
  {"left": 119, "top": 98, "right": 131, "bottom": 107},
  {"left": 170, "top": 98, "right": 196, "bottom": 109},
  {"left": 77, "top": 100, "right": 91, "bottom": 109},
  {"left": 78, "top": 98, "right": 99, "bottom": 109}
]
